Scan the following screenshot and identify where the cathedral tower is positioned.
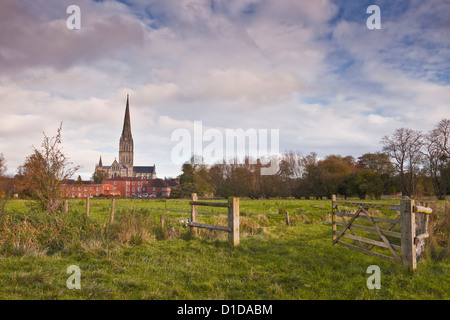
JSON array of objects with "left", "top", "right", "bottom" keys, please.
[
  {"left": 119, "top": 94, "right": 134, "bottom": 173},
  {"left": 94, "top": 94, "right": 156, "bottom": 181}
]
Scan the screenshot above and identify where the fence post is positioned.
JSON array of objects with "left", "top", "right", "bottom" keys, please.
[
  {"left": 331, "top": 195, "right": 337, "bottom": 245},
  {"left": 110, "top": 198, "right": 115, "bottom": 224},
  {"left": 285, "top": 211, "right": 290, "bottom": 226},
  {"left": 63, "top": 200, "right": 68, "bottom": 214},
  {"left": 418, "top": 202, "right": 428, "bottom": 236},
  {"left": 191, "top": 193, "right": 198, "bottom": 235},
  {"left": 228, "top": 197, "right": 239, "bottom": 246},
  {"left": 86, "top": 195, "right": 90, "bottom": 217},
  {"left": 400, "top": 199, "right": 416, "bottom": 270}
]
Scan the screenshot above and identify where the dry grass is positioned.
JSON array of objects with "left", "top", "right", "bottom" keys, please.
[{"left": 427, "top": 202, "right": 450, "bottom": 260}]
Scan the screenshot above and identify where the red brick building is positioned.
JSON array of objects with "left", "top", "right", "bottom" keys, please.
[
  {"left": 102, "top": 177, "right": 174, "bottom": 197},
  {"left": 61, "top": 180, "right": 119, "bottom": 198},
  {"left": 62, "top": 177, "right": 177, "bottom": 198}
]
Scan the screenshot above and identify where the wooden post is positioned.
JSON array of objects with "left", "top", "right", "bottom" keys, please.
[
  {"left": 445, "top": 201, "right": 448, "bottom": 218},
  {"left": 191, "top": 193, "right": 198, "bottom": 235},
  {"left": 110, "top": 198, "right": 115, "bottom": 224},
  {"left": 419, "top": 201, "right": 427, "bottom": 235},
  {"left": 228, "top": 197, "right": 239, "bottom": 246},
  {"left": 332, "top": 195, "right": 337, "bottom": 245},
  {"left": 400, "top": 199, "right": 416, "bottom": 270},
  {"left": 86, "top": 195, "right": 90, "bottom": 217},
  {"left": 285, "top": 211, "right": 290, "bottom": 226},
  {"left": 63, "top": 200, "right": 68, "bottom": 214},
  {"left": 160, "top": 215, "right": 165, "bottom": 229}
]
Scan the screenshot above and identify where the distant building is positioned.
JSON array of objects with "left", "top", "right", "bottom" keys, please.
[
  {"left": 61, "top": 177, "right": 176, "bottom": 198},
  {"left": 95, "top": 95, "right": 156, "bottom": 179},
  {"left": 102, "top": 177, "right": 173, "bottom": 197},
  {"left": 61, "top": 180, "right": 119, "bottom": 198}
]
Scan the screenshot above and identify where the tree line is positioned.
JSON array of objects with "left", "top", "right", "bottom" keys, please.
[
  {"left": 0, "top": 120, "right": 449, "bottom": 210},
  {"left": 171, "top": 119, "right": 450, "bottom": 200}
]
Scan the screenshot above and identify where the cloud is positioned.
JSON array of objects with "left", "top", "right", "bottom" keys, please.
[
  {"left": 0, "top": 0, "right": 147, "bottom": 75},
  {"left": 186, "top": 68, "right": 304, "bottom": 106}
]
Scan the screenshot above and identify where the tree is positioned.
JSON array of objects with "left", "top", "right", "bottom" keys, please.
[
  {"left": 298, "top": 152, "right": 321, "bottom": 198},
  {"left": 92, "top": 169, "right": 108, "bottom": 184},
  {"left": 76, "top": 175, "right": 83, "bottom": 185},
  {"left": 317, "top": 155, "right": 357, "bottom": 199},
  {"left": 278, "top": 151, "right": 303, "bottom": 197},
  {"left": 357, "top": 152, "right": 397, "bottom": 196},
  {"left": 0, "top": 154, "right": 9, "bottom": 214},
  {"left": 20, "top": 124, "right": 80, "bottom": 213},
  {"left": 298, "top": 154, "right": 357, "bottom": 199},
  {"left": 178, "top": 155, "right": 214, "bottom": 197},
  {"left": 0, "top": 154, "right": 6, "bottom": 198},
  {"left": 193, "top": 164, "right": 214, "bottom": 196},
  {"left": 381, "top": 128, "right": 423, "bottom": 197},
  {"left": 358, "top": 152, "right": 395, "bottom": 175},
  {"left": 356, "top": 169, "right": 384, "bottom": 199},
  {"left": 209, "top": 162, "right": 229, "bottom": 197},
  {"left": 423, "top": 119, "right": 450, "bottom": 199},
  {"left": 169, "top": 183, "right": 197, "bottom": 199}
]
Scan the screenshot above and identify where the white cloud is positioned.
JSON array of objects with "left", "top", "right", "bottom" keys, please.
[{"left": 187, "top": 68, "right": 304, "bottom": 106}]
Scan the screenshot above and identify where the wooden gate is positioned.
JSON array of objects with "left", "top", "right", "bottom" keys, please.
[{"left": 331, "top": 195, "right": 432, "bottom": 270}]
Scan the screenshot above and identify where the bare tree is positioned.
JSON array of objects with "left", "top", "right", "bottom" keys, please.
[
  {"left": 423, "top": 119, "right": 450, "bottom": 199},
  {"left": 0, "top": 154, "right": 6, "bottom": 194},
  {"left": 279, "top": 151, "right": 304, "bottom": 179},
  {"left": 21, "top": 123, "right": 80, "bottom": 214},
  {"left": 278, "top": 151, "right": 304, "bottom": 197},
  {"left": 433, "top": 119, "right": 450, "bottom": 157},
  {"left": 381, "top": 128, "right": 423, "bottom": 197}
]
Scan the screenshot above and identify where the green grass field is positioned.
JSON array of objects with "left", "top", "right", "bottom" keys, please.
[{"left": 0, "top": 198, "right": 449, "bottom": 300}]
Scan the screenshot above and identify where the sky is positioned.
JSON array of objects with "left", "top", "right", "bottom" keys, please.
[{"left": 0, "top": 0, "right": 449, "bottom": 180}]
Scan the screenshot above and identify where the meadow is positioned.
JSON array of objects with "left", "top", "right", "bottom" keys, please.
[{"left": 0, "top": 197, "right": 449, "bottom": 300}]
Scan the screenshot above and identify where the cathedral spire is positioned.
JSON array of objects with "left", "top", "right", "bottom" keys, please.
[
  {"left": 99, "top": 156, "right": 103, "bottom": 167},
  {"left": 121, "top": 94, "right": 132, "bottom": 139},
  {"left": 119, "top": 94, "right": 134, "bottom": 171}
]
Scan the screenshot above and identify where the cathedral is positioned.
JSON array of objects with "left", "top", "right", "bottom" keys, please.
[{"left": 95, "top": 95, "right": 156, "bottom": 179}]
